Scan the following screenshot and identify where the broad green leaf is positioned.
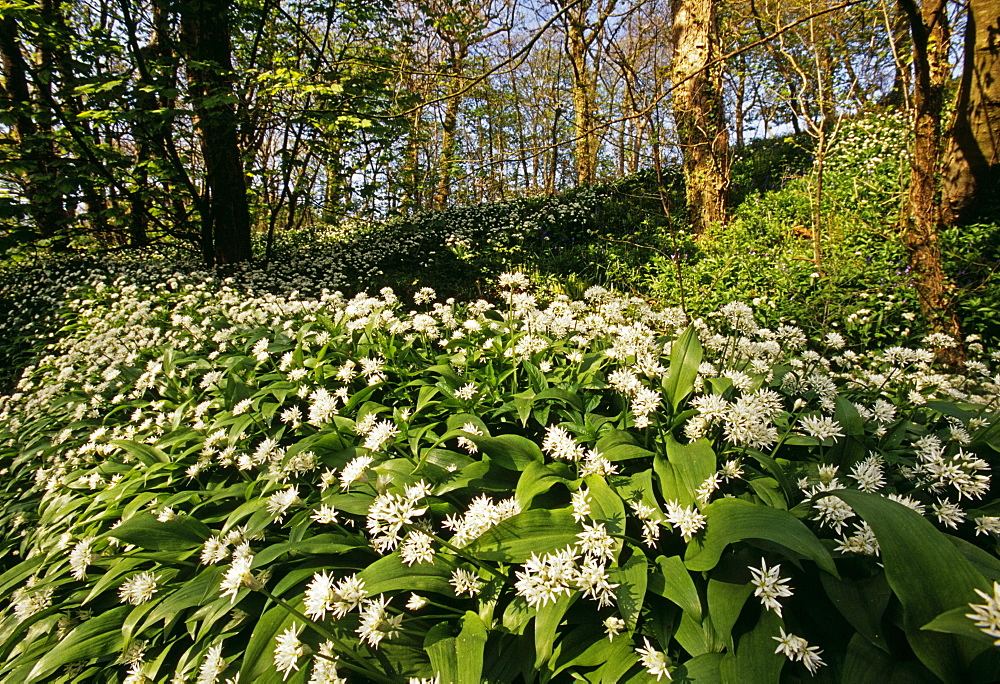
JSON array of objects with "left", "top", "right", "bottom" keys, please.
[
  {"left": 515, "top": 461, "right": 569, "bottom": 509},
  {"left": 26, "top": 605, "right": 129, "bottom": 681},
  {"left": 649, "top": 555, "right": 702, "bottom": 620},
  {"left": 833, "top": 490, "right": 992, "bottom": 682},
  {"left": 593, "top": 634, "right": 641, "bottom": 684},
  {"left": 585, "top": 474, "right": 626, "bottom": 539},
  {"left": 922, "top": 605, "right": 996, "bottom": 644},
  {"left": 719, "top": 609, "right": 783, "bottom": 684},
  {"left": 425, "top": 611, "right": 488, "bottom": 683},
  {"left": 550, "top": 623, "right": 620, "bottom": 676},
  {"left": 535, "top": 593, "right": 575, "bottom": 670},
  {"left": 110, "top": 513, "right": 211, "bottom": 551},
  {"left": 239, "top": 603, "right": 297, "bottom": 681},
  {"left": 604, "top": 443, "right": 656, "bottom": 462},
  {"left": 663, "top": 326, "right": 703, "bottom": 411},
  {"left": 660, "top": 435, "right": 716, "bottom": 507},
  {"left": 834, "top": 395, "right": 865, "bottom": 436},
  {"left": 610, "top": 552, "right": 648, "bottom": 631},
  {"left": 358, "top": 552, "right": 453, "bottom": 596},
  {"left": 253, "top": 533, "right": 363, "bottom": 565},
  {"left": 677, "top": 652, "right": 724, "bottom": 683},
  {"left": 684, "top": 498, "right": 836, "bottom": 575},
  {"left": 467, "top": 433, "right": 543, "bottom": 471},
  {"left": 464, "top": 508, "right": 580, "bottom": 562},
  {"left": 819, "top": 571, "right": 890, "bottom": 651},
  {"left": 706, "top": 576, "right": 754, "bottom": 652},
  {"left": 110, "top": 439, "right": 170, "bottom": 465}
]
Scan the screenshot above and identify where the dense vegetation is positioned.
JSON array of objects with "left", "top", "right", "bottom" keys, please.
[{"left": 0, "top": 107, "right": 999, "bottom": 682}]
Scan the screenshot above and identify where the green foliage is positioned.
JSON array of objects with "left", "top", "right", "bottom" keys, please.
[{"left": 1, "top": 268, "right": 999, "bottom": 682}]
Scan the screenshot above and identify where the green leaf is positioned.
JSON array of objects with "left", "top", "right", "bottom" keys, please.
[
  {"left": 604, "top": 443, "right": 656, "bottom": 462},
  {"left": 610, "top": 552, "right": 648, "bottom": 631},
  {"left": 515, "top": 461, "right": 570, "bottom": 509},
  {"left": 464, "top": 508, "right": 580, "bottom": 562},
  {"left": 239, "top": 603, "right": 296, "bottom": 681},
  {"left": 585, "top": 474, "right": 626, "bottom": 539},
  {"left": 358, "top": 552, "right": 453, "bottom": 596},
  {"left": 684, "top": 498, "right": 836, "bottom": 575},
  {"left": 719, "top": 609, "right": 783, "bottom": 684},
  {"left": 425, "top": 611, "right": 488, "bottom": 683},
  {"left": 468, "top": 433, "right": 543, "bottom": 471},
  {"left": 832, "top": 490, "right": 992, "bottom": 682},
  {"left": 110, "top": 439, "right": 169, "bottom": 465},
  {"left": 534, "top": 593, "right": 574, "bottom": 670},
  {"left": 27, "top": 606, "right": 129, "bottom": 681},
  {"left": 110, "top": 513, "right": 211, "bottom": 550},
  {"left": 650, "top": 555, "right": 702, "bottom": 620},
  {"left": 660, "top": 435, "right": 716, "bottom": 507},
  {"left": 663, "top": 326, "right": 703, "bottom": 412},
  {"left": 921, "top": 605, "right": 996, "bottom": 644}
]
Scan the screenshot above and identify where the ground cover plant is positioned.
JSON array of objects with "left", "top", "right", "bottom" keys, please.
[{"left": 1, "top": 268, "right": 1000, "bottom": 683}]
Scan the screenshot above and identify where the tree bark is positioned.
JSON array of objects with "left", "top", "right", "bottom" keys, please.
[
  {"left": 432, "top": 41, "right": 468, "bottom": 210},
  {"left": 898, "top": 0, "right": 963, "bottom": 354},
  {"left": 671, "top": 0, "right": 729, "bottom": 232},
  {"left": 941, "top": 0, "right": 1000, "bottom": 226},
  {"left": 179, "top": 0, "right": 252, "bottom": 266}
]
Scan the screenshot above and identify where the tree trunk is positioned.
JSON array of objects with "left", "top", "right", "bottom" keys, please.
[
  {"left": 898, "top": 0, "right": 963, "bottom": 354},
  {"left": 0, "top": 14, "right": 69, "bottom": 239},
  {"left": 433, "top": 41, "right": 468, "bottom": 210},
  {"left": 941, "top": 0, "right": 1000, "bottom": 226},
  {"left": 671, "top": 0, "right": 729, "bottom": 232},
  {"left": 179, "top": 0, "right": 252, "bottom": 266},
  {"left": 567, "top": 17, "right": 599, "bottom": 185}
]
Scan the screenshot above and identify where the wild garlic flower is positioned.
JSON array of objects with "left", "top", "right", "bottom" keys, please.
[
  {"left": 266, "top": 486, "right": 301, "bottom": 521},
  {"left": 311, "top": 504, "right": 339, "bottom": 525},
  {"left": 366, "top": 485, "right": 429, "bottom": 553},
  {"left": 579, "top": 449, "right": 617, "bottom": 477},
  {"left": 571, "top": 488, "right": 591, "bottom": 523},
  {"left": 119, "top": 571, "right": 160, "bottom": 605},
  {"left": 749, "top": 559, "right": 793, "bottom": 617},
  {"left": 797, "top": 415, "right": 844, "bottom": 442},
  {"left": 664, "top": 500, "right": 707, "bottom": 542},
  {"left": 443, "top": 495, "right": 520, "bottom": 547},
  {"left": 304, "top": 571, "right": 367, "bottom": 621},
  {"left": 405, "top": 593, "right": 428, "bottom": 611},
  {"left": 454, "top": 383, "right": 477, "bottom": 401},
  {"left": 542, "top": 425, "right": 586, "bottom": 462},
  {"left": 574, "top": 556, "right": 618, "bottom": 607},
  {"left": 69, "top": 538, "right": 97, "bottom": 581},
  {"left": 634, "top": 637, "right": 672, "bottom": 680},
  {"left": 273, "top": 623, "right": 305, "bottom": 680},
  {"left": 773, "top": 627, "right": 825, "bottom": 674},
  {"left": 514, "top": 546, "right": 579, "bottom": 608},
  {"left": 835, "top": 521, "right": 880, "bottom": 556},
  {"left": 577, "top": 522, "right": 616, "bottom": 562},
  {"left": 966, "top": 582, "right": 1000, "bottom": 646},
  {"left": 308, "top": 641, "right": 345, "bottom": 684},
  {"left": 849, "top": 454, "right": 885, "bottom": 492},
  {"left": 356, "top": 595, "right": 403, "bottom": 648},
  {"left": 630, "top": 500, "right": 662, "bottom": 547},
  {"left": 400, "top": 531, "right": 435, "bottom": 566},
  {"left": 220, "top": 543, "right": 258, "bottom": 602},
  {"left": 196, "top": 643, "right": 226, "bottom": 684},
  {"left": 339, "top": 454, "right": 374, "bottom": 490},
  {"left": 362, "top": 420, "right": 399, "bottom": 452},
  {"left": 456, "top": 422, "right": 482, "bottom": 454},
  {"left": 450, "top": 568, "right": 484, "bottom": 597},
  {"left": 603, "top": 615, "right": 626, "bottom": 640}
]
